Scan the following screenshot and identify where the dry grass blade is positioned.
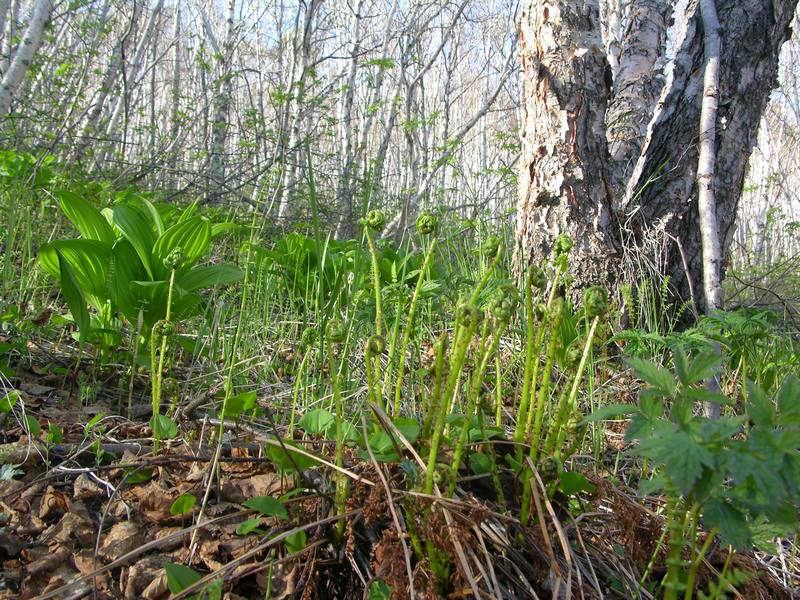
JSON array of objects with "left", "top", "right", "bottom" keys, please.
[
  {"left": 360, "top": 414, "right": 416, "bottom": 599},
  {"left": 173, "top": 509, "right": 364, "bottom": 599}
]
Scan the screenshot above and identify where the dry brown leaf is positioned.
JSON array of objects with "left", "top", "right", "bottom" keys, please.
[
  {"left": 141, "top": 572, "right": 169, "bottom": 599},
  {"left": 220, "top": 472, "right": 282, "bottom": 503},
  {"left": 41, "top": 511, "right": 94, "bottom": 547},
  {"left": 125, "top": 481, "right": 174, "bottom": 524},
  {"left": 38, "top": 485, "right": 70, "bottom": 521},
  {"left": 123, "top": 556, "right": 168, "bottom": 599},
  {"left": 0, "top": 530, "right": 22, "bottom": 557},
  {"left": 99, "top": 520, "right": 144, "bottom": 562},
  {"left": 73, "top": 473, "right": 105, "bottom": 500},
  {"left": 153, "top": 526, "right": 190, "bottom": 552},
  {"left": 256, "top": 563, "right": 298, "bottom": 598},
  {"left": 26, "top": 544, "right": 70, "bottom": 576}
]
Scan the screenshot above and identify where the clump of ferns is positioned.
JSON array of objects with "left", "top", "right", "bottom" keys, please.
[
  {"left": 423, "top": 234, "right": 505, "bottom": 497},
  {"left": 504, "top": 235, "right": 611, "bottom": 525},
  {"left": 325, "top": 318, "right": 349, "bottom": 539}
]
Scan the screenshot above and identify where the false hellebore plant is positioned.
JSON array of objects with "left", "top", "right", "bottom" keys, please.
[{"left": 40, "top": 191, "right": 243, "bottom": 450}]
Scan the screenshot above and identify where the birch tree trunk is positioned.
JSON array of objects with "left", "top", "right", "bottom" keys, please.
[
  {"left": 97, "top": 0, "right": 165, "bottom": 168},
  {"left": 207, "top": 0, "right": 237, "bottom": 203},
  {"left": 278, "top": 0, "right": 322, "bottom": 221},
  {"left": 697, "top": 0, "right": 723, "bottom": 418},
  {"left": 516, "top": 0, "right": 798, "bottom": 311},
  {"left": 334, "top": 0, "right": 365, "bottom": 237},
  {"left": 0, "top": 0, "right": 54, "bottom": 119}
]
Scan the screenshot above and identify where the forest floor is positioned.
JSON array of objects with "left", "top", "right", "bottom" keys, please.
[{"left": 0, "top": 343, "right": 795, "bottom": 600}]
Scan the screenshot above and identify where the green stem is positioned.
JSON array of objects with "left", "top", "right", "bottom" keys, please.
[
  {"left": 364, "top": 229, "right": 383, "bottom": 336},
  {"left": 151, "top": 268, "right": 176, "bottom": 453},
  {"left": 684, "top": 526, "right": 718, "bottom": 600},
  {"left": 527, "top": 297, "right": 564, "bottom": 463},
  {"left": 420, "top": 333, "right": 447, "bottom": 440},
  {"left": 546, "top": 316, "right": 600, "bottom": 459},
  {"left": 392, "top": 237, "right": 437, "bottom": 416},
  {"left": 448, "top": 320, "right": 506, "bottom": 496},
  {"left": 514, "top": 280, "right": 557, "bottom": 461},
  {"left": 424, "top": 320, "right": 477, "bottom": 495},
  {"left": 328, "top": 348, "right": 347, "bottom": 539}
]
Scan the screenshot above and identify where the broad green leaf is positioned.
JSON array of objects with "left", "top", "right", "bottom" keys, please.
[
  {"left": 134, "top": 196, "right": 165, "bottom": 236},
  {"left": 284, "top": 529, "right": 306, "bottom": 554},
  {"left": 672, "top": 345, "right": 690, "bottom": 386},
  {"left": 164, "top": 563, "right": 201, "bottom": 594},
  {"left": 686, "top": 351, "right": 722, "bottom": 385},
  {"left": 243, "top": 495, "right": 288, "bottom": 520},
  {"left": 393, "top": 417, "right": 420, "bottom": 445},
  {"left": 85, "top": 412, "right": 105, "bottom": 433},
  {"left": 41, "top": 240, "right": 112, "bottom": 308},
  {"left": 152, "top": 217, "right": 211, "bottom": 275},
  {"left": 777, "top": 374, "right": 800, "bottom": 424},
  {"left": 177, "top": 265, "right": 243, "bottom": 292},
  {"left": 221, "top": 390, "right": 258, "bottom": 419},
  {"left": 25, "top": 415, "right": 41, "bottom": 437},
  {"left": 746, "top": 379, "right": 775, "bottom": 427},
  {"left": 0, "top": 391, "right": 19, "bottom": 413},
  {"left": 46, "top": 422, "right": 62, "bottom": 444},
  {"left": 235, "top": 518, "right": 264, "bottom": 535},
  {"left": 200, "top": 579, "right": 223, "bottom": 600},
  {"left": 728, "top": 452, "right": 787, "bottom": 504},
  {"left": 125, "top": 467, "right": 154, "bottom": 484},
  {"left": 266, "top": 440, "right": 318, "bottom": 472},
  {"left": 110, "top": 239, "right": 148, "bottom": 322},
  {"left": 58, "top": 191, "right": 115, "bottom": 243},
  {"left": 150, "top": 414, "right": 178, "bottom": 439},
  {"left": 211, "top": 222, "right": 245, "bottom": 237},
  {"left": 170, "top": 494, "right": 197, "bottom": 516},
  {"left": 57, "top": 249, "right": 90, "bottom": 343},
  {"left": 557, "top": 471, "right": 596, "bottom": 495},
  {"left": 698, "top": 416, "right": 745, "bottom": 443},
  {"left": 624, "top": 357, "right": 676, "bottom": 396},
  {"left": 298, "top": 409, "right": 335, "bottom": 435},
  {"left": 638, "top": 475, "right": 665, "bottom": 496},
  {"left": 635, "top": 430, "right": 714, "bottom": 495},
  {"left": 469, "top": 452, "right": 492, "bottom": 475},
  {"left": 367, "top": 580, "right": 392, "bottom": 600},
  {"left": 682, "top": 388, "right": 730, "bottom": 406},
  {"left": 113, "top": 204, "right": 156, "bottom": 278},
  {"left": 702, "top": 498, "right": 751, "bottom": 549}
]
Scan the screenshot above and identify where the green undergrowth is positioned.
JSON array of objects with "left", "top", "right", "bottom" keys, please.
[{"left": 1, "top": 153, "right": 798, "bottom": 598}]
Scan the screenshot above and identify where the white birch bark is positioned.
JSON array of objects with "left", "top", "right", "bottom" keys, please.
[
  {"left": 278, "top": 0, "right": 322, "bottom": 220},
  {"left": 0, "top": 0, "right": 19, "bottom": 77},
  {"left": 697, "top": 0, "right": 724, "bottom": 313},
  {"left": 97, "top": 0, "right": 165, "bottom": 167},
  {"left": 334, "top": 0, "right": 365, "bottom": 237},
  {"left": 207, "top": 0, "right": 237, "bottom": 201},
  {"left": 0, "top": 0, "right": 54, "bottom": 119}
]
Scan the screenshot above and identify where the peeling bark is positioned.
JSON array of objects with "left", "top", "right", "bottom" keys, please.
[
  {"left": 517, "top": 0, "right": 798, "bottom": 312},
  {"left": 516, "top": 0, "right": 620, "bottom": 296}
]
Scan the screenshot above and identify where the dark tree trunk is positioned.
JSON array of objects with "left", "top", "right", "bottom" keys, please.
[{"left": 516, "top": 0, "right": 797, "bottom": 313}]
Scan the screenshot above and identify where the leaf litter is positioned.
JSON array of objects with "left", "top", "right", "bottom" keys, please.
[{"left": 0, "top": 360, "right": 796, "bottom": 600}]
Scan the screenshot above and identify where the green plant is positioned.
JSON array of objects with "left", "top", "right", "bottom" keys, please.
[
  {"left": 40, "top": 192, "right": 243, "bottom": 349},
  {"left": 589, "top": 350, "right": 799, "bottom": 598}
]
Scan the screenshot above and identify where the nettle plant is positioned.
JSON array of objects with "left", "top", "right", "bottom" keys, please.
[
  {"left": 40, "top": 191, "right": 243, "bottom": 448},
  {"left": 591, "top": 349, "right": 800, "bottom": 599}
]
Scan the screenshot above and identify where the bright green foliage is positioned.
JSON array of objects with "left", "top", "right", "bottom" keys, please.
[
  {"left": 40, "top": 193, "right": 243, "bottom": 345},
  {"left": 590, "top": 350, "right": 800, "bottom": 550},
  {"left": 243, "top": 495, "right": 289, "bottom": 520},
  {"left": 169, "top": 494, "right": 197, "bottom": 516}
]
